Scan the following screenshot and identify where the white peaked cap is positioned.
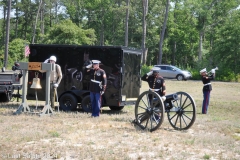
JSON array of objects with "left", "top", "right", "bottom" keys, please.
[
  {"left": 92, "top": 60, "right": 101, "bottom": 64},
  {"left": 151, "top": 67, "right": 161, "bottom": 71},
  {"left": 200, "top": 68, "right": 207, "bottom": 73},
  {"left": 49, "top": 56, "right": 57, "bottom": 62}
]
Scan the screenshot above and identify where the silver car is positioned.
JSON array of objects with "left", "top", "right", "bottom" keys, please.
[{"left": 154, "top": 65, "right": 192, "bottom": 81}]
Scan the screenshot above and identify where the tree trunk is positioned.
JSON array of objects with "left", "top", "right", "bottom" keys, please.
[
  {"left": 23, "top": 2, "right": 29, "bottom": 40},
  {"left": 100, "top": 23, "right": 104, "bottom": 46},
  {"left": 198, "top": 30, "right": 203, "bottom": 62},
  {"left": 32, "top": 0, "right": 42, "bottom": 44},
  {"left": 143, "top": 48, "right": 148, "bottom": 64},
  {"left": 2, "top": 4, "right": 6, "bottom": 46},
  {"left": 4, "top": 0, "right": 11, "bottom": 69},
  {"left": 55, "top": 1, "right": 58, "bottom": 24},
  {"left": 172, "top": 41, "right": 176, "bottom": 65},
  {"left": 15, "top": 0, "right": 19, "bottom": 38},
  {"left": 158, "top": 0, "right": 169, "bottom": 65},
  {"left": 99, "top": 2, "right": 105, "bottom": 46},
  {"left": 141, "top": 0, "right": 148, "bottom": 65},
  {"left": 50, "top": 3, "right": 52, "bottom": 27},
  {"left": 40, "top": 1, "right": 45, "bottom": 36},
  {"left": 124, "top": 0, "right": 130, "bottom": 47},
  {"left": 172, "top": 1, "right": 177, "bottom": 65}
]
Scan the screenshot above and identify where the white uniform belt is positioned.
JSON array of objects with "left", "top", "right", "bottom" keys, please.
[
  {"left": 91, "top": 79, "right": 101, "bottom": 83},
  {"left": 150, "top": 88, "right": 160, "bottom": 91},
  {"left": 204, "top": 83, "right": 211, "bottom": 86}
]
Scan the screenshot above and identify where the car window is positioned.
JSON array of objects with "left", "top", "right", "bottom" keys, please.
[
  {"left": 160, "top": 66, "right": 166, "bottom": 70},
  {"left": 172, "top": 66, "right": 181, "bottom": 71},
  {"left": 166, "top": 66, "right": 175, "bottom": 71}
]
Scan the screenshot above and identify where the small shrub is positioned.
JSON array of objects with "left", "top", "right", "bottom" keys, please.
[
  {"left": 141, "top": 65, "right": 153, "bottom": 76},
  {"left": 189, "top": 69, "right": 201, "bottom": 80},
  {"left": 236, "top": 74, "right": 240, "bottom": 82},
  {"left": 232, "top": 135, "right": 240, "bottom": 141},
  {"left": 48, "top": 130, "right": 60, "bottom": 137},
  {"left": 203, "top": 154, "right": 211, "bottom": 159},
  {"left": 184, "top": 138, "right": 195, "bottom": 145}
]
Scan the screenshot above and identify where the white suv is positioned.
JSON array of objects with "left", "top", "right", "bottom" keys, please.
[{"left": 154, "top": 65, "right": 192, "bottom": 81}]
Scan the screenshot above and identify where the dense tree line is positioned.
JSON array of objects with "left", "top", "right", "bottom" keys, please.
[{"left": 0, "top": 0, "right": 240, "bottom": 81}]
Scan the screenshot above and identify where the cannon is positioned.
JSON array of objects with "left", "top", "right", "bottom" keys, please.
[{"left": 134, "top": 90, "right": 196, "bottom": 132}]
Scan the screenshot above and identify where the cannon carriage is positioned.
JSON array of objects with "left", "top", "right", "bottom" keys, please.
[{"left": 134, "top": 90, "right": 196, "bottom": 132}]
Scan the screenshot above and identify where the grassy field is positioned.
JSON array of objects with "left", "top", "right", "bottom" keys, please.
[{"left": 0, "top": 80, "right": 240, "bottom": 160}]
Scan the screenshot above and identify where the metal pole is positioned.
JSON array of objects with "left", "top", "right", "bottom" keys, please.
[{"left": 21, "top": 69, "right": 28, "bottom": 104}]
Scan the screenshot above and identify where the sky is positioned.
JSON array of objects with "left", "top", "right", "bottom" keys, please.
[
  {"left": 0, "top": 6, "right": 17, "bottom": 19},
  {"left": 0, "top": 5, "right": 67, "bottom": 19},
  {"left": 0, "top": 6, "right": 3, "bottom": 19}
]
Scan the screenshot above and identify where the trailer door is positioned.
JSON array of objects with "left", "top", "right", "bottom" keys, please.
[{"left": 121, "top": 50, "right": 141, "bottom": 105}]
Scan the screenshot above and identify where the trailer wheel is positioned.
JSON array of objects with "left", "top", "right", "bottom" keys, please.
[
  {"left": 59, "top": 93, "right": 77, "bottom": 111},
  {"left": 81, "top": 95, "right": 92, "bottom": 113},
  {"left": 109, "top": 106, "right": 124, "bottom": 111},
  {"left": 0, "top": 93, "right": 8, "bottom": 102}
]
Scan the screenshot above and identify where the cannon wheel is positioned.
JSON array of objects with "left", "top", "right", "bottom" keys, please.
[
  {"left": 135, "top": 91, "right": 165, "bottom": 132},
  {"left": 166, "top": 91, "right": 196, "bottom": 130}
]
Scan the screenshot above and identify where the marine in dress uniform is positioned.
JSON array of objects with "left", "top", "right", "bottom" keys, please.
[
  {"left": 200, "top": 68, "right": 215, "bottom": 114},
  {"left": 139, "top": 67, "right": 166, "bottom": 122},
  {"left": 141, "top": 67, "right": 166, "bottom": 97},
  {"left": 86, "top": 60, "right": 107, "bottom": 117}
]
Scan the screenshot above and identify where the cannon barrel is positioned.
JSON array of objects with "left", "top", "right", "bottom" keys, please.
[{"left": 165, "top": 93, "right": 178, "bottom": 103}]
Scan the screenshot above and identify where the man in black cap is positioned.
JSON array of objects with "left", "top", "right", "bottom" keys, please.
[{"left": 86, "top": 60, "right": 107, "bottom": 117}]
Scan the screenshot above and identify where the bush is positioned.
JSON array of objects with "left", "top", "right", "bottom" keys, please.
[
  {"left": 217, "top": 71, "right": 237, "bottom": 82},
  {"left": 141, "top": 65, "right": 153, "bottom": 76},
  {"left": 141, "top": 65, "right": 240, "bottom": 82},
  {"left": 236, "top": 74, "right": 240, "bottom": 82},
  {"left": 189, "top": 69, "right": 201, "bottom": 80},
  {"left": 188, "top": 67, "right": 240, "bottom": 82}
]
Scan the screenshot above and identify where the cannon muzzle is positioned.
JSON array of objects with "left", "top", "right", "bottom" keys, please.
[{"left": 165, "top": 93, "right": 178, "bottom": 103}]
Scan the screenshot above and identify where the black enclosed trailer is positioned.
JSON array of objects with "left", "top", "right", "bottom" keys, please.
[{"left": 27, "top": 44, "right": 142, "bottom": 111}]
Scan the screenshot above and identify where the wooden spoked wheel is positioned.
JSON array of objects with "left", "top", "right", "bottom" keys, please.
[
  {"left": 166, "top": 92, "right": 196, "bottom": 130},
  {"left": 134, "top": 91, "right": 165, "bottom": 132}
]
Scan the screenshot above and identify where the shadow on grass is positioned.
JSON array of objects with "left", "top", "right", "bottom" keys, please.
[
  {"left": 129, "top": 120, "right": 153, "bottom": 132},
  {"left": 0, "top": 104, "right": 46, "bottom": 116},
  {"left": 0, "top": 103, "right": 130, "bottom": 118}
]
